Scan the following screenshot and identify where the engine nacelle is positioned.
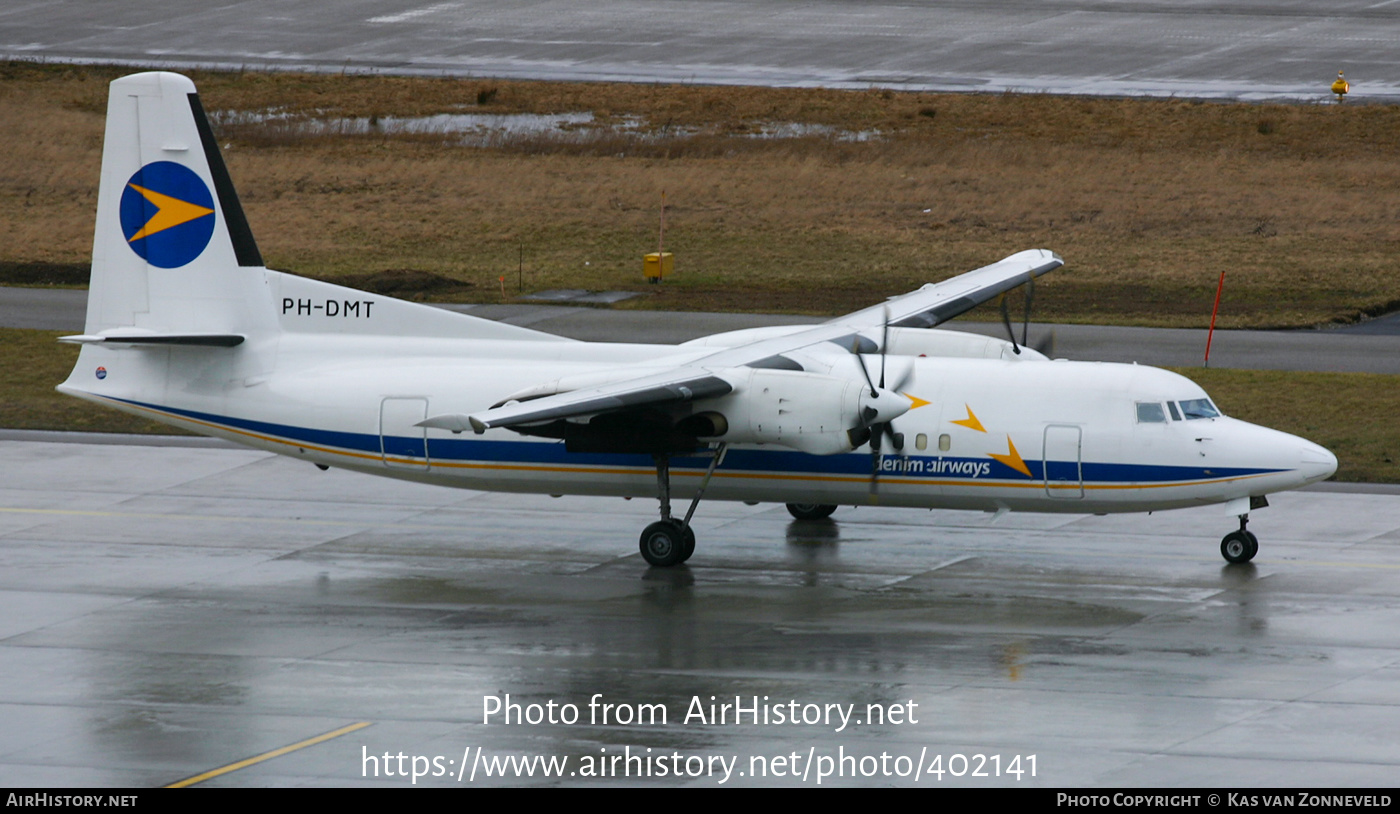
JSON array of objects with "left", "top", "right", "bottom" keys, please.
[
  {"left": 885, "top": 328, "right": 1048, "bottom": 361},
  {"left": 696, "top": 368, "right": 907, "bottom": 455}
]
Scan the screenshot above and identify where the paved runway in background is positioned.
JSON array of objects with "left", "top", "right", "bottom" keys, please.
[
  {"left": 7, "top": 286, "right": 1399, "bottom": 374},
  {"left": 4, "top": 0, "right": 1399, "bottom": 100}
]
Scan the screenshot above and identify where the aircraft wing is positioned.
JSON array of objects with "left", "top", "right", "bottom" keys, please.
[
  {"left": 446, "top": 249, "right": 1061, "bottom": 433},
  {"left": 425, "top": 369, "right": 735, "bottom": 433},
  {"left": 828, "top": 249, "right": 1062, "bottom": 331},
  {"left": 683, "top": 248, "right": 1062, "bottom": 366}
]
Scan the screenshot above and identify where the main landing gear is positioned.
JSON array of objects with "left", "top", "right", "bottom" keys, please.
[
  {"left": 639, "top": 445, "right": 727, "bottom": 567},
  {"left": 1220, "top": 514, "right": 1259, "bottom": 564},
  {"left": 639, "top": 519, "right": 695, "bottom": 568},
  {"left": 786, "top": 503, "right": 837, "bottom": 520}
]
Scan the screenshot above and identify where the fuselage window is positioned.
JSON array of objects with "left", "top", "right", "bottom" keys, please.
[
  {"left": 915, "top": 433, "right": 928, "bottom": 451},
  {"left": 938, "top": 433, "right": 951, "bottom": 451},
  {"left": 1167, "top": 401, "right": 1182, "bottom": 421},
  {"left": 1136, "top": 402, "right": 1167, "bottom": 423},
  {"left": 1179, "top": 398, "right": 1220, "bottom": 419}
]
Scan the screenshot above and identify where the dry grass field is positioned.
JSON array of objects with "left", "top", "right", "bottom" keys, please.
[{"left": 3, "top": 62, "right": 1400, "bottom": 326}]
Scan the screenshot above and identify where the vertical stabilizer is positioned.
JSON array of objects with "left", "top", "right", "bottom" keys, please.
[{"left": 86, "top": 71, "right": 270, "bottom": 336}]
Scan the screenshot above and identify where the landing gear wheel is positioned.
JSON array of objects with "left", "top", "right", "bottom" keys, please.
[
  {"left": 640, "top": 520, "right": 691, "bottom": 567},
  {"left": 787, "top": 503, "right": 837, "bottom": 520},
  {"left": 1221, "top": 530, "right": 1259, "bottom": 564},
  {"left": 679, "top": 524, "right": 696, "bottom": 563}
]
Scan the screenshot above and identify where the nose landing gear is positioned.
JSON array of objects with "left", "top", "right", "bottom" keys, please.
[{"left": 1220, "top": 514, "right": 1259, "bottom": 564}]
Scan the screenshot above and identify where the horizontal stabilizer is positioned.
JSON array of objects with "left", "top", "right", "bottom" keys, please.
[{"left": 60, "top": 332, "right": 245, "bottom": 347}]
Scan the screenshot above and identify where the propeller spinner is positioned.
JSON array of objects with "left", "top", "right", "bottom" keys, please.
[{"left": 849, "top": 307, "right": 917, "bottom": 496}]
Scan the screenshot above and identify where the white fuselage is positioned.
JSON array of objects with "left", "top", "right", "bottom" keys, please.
[{"left": 65, "top": 326, "right": 1336, "bottom": 516}]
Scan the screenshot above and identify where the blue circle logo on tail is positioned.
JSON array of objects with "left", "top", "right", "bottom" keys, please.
[{"left": 119, "top": 162, "right": 216, "bottom": 268}]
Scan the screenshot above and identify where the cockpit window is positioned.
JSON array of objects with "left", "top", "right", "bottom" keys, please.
[
  {"left": 1179, "top": 398, "right": 1220, "bottom": 419},
  {"left": 1167, "top": 401, "right": 1182, "bottom": 421},
  {"left": 1136, "top": 402, "right": 1167, "bottom": 423}
]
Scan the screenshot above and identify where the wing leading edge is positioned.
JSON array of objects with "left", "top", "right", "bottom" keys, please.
[{"left": 831, "top": 249, "right": 1062, "bottom": 331}]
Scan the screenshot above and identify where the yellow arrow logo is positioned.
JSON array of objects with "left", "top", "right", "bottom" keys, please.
[
  {"left": 126, "top": 183, "right": 215, "bottom": 243},
  {"left": 988, "top": 435, "right": 1033, "bottom": 478},
  {"left": 951, "top": 404, "right": 986, "bottom": 433}
]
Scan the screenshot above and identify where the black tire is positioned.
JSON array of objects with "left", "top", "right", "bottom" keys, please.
[
  {"left": 640, "top": 520, "right": 688, "bottom": 567},
  {"left": 679, "top": 524, "right": 696, "bottom": 563},
  {"left": 1221, "top": 530, "right": 1258, "bottom": 564},
  {"left": 787, "top": 503, "right": 837, "bottom": 520}
]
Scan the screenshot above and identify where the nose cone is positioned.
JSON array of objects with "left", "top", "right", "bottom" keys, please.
[
  {"left": 1298, "top": 441, "right": 1338, "bottom": 485},
  {"left": 1213, "top": 418, "right": 1337, "bottom": 493}
]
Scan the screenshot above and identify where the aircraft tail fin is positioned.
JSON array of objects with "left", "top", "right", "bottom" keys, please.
[
  {"left": 76, "top": 71, "right": 565, "bottom": 344},
  {"left": 77, "top": 71, "right": 569, "bottom": 347},
  {"left": 62, "top": 71, "right": 570, "bottom": 427},
  {"left": 84, "top": 71, "right": 272, "bottom": 338}
]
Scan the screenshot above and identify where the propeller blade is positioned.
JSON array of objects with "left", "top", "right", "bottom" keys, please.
[
  {"left": 884, "top": 423, "right": 905, "bottom": 452},
  {"left": 859, "top": 309, "right": 907, "bottom": 498},
  {"left": 869, "top": 425, "right": 883, "bottom": 495},
  {"left": 886, "top": 357, "right": 915, "bottom": 394},
  {"left": 868, "top": 421, "right": 908, "bottom": 495},
  {"left": 879, "top": 305, "right": 890, "bottom": 389},
  {"left": 852, "top": 337, "right": 878, "bottom": 397}
]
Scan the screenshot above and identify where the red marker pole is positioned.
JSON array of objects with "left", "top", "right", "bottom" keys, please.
[{"left": 1204, "top": 270, "right": 1226, "bottom": 367}]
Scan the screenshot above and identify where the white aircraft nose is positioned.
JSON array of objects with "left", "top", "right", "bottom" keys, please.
[{"left": 1298, "top": 442, "right": 1338, "bottom": 484}]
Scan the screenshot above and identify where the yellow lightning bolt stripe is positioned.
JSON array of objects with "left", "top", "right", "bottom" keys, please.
[
  {"left": 951, "top": 404, "right": 986, "bottom": 433},
  {"left": 126, "top": 183, "right": 214, "bottom": 242},
  {"left": 988, "top": 434, "right": 1033, "bottom": 478},
  {"left": 905, "top": 393, "right": 931, "bottom": 410}
]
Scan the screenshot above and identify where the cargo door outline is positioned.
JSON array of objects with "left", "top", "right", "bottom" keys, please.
[
  {"left": 380, "top": 397, "right": 429, "bottom": 470},
  {"left": 1043, "top": 424, "right": 1083, "bottom": 499}
]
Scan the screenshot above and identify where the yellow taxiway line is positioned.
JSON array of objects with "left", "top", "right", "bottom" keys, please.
[{"left": 166, "top": 721, "right": 372, "bottom": 788}]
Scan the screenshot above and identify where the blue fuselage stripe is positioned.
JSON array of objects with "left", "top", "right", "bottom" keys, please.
[{"left": 106, "top": 396, "right": 1285, "bottom": 483}]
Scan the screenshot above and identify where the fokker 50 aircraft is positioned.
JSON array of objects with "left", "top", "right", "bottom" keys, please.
[{"left": 59, "top": 72, "right": 1338, "bottom": 567}]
